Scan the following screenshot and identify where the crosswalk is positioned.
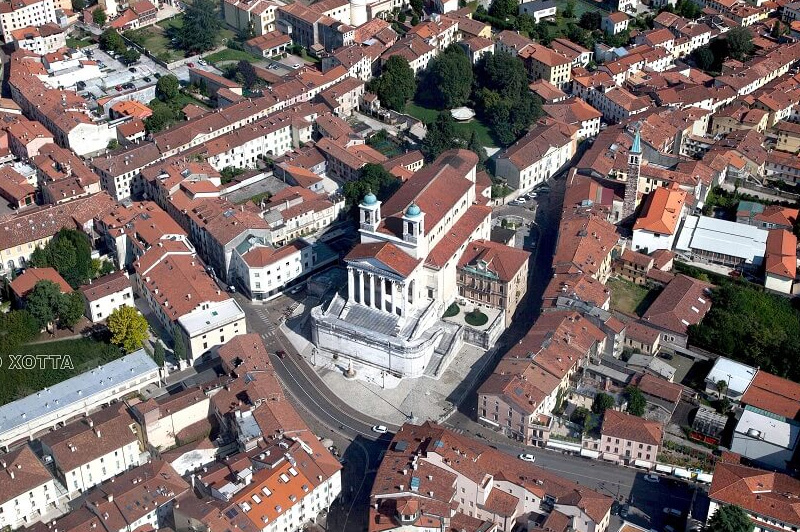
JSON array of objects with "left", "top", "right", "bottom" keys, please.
[{"left": 252, "top": 308, "right": 277, "bottom": 337}]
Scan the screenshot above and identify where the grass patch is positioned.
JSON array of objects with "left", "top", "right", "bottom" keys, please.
[
  {"left": 204, "top": 47, "right": 262, "bottom": 65},
  {"left": 404, "top": 101, "right": 496, "bottom": 147},
  {"left": 465, "top": 309, "right": 489, "bottom": 326},
  {"left": 172, "top": 91, "right": 210, "bottom": 110},
  {"left": 554, "top": 0, "right": 608, "bottom": 16},
  {"left": 443, "top": 303, "right": 460, "bottom": 318},
  {"left": 134, "top": 27, "right": 181, "bottom": 62},
  {"left": 369, "top": 138, "right": 404, "bottom": 158},
  {"left": 607, "top": 278, "right": 660, "bottom": 316},
  {"left": 67, "top": 37, "right": 93, "bottom": 48},
  {"left": 0, "top": 338, "right": 124, "bottom": 406}
]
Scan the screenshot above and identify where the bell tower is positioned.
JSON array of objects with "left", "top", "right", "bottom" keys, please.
[
  {"left": 359, "top": 191, "right": 381, "bottom": 232},
  {"left": 623, "top": 123, "right": 642, "bottom": 220}
]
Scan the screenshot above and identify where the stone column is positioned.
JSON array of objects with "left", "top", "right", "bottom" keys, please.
[
  {"left": 391, "top": 281, "right": 399, "bottom": 316},
  {"left": 368, "top": 273, "right": 375, "bottom": 309},
  {"left": 401, "top": 282, "right": 408, "bottom": 317},
  {"left": 348, "top": 268, "right": 355, "bottom": 302}
]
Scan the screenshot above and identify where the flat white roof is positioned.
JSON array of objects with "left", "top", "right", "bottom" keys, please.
[
  {"left": 734, "top": 407, "right": 800, "bottom": 450},
  {"left": 676, "top": 215, "right": 767, "bottom": 265},
  {"left": 178, "top": 298, "right": 245, "bottom": 337},
  {"left": 0, "top": 350, "right": 157, "bottom": 437},
  {"left": 706, "top": 356, "right": 757, "bottom": 395}
]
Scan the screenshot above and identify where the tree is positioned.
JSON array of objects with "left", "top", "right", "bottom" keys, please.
[
  {"left": 121, "top": 48, "right": 141, "bottom": 65},
  {"left": 489, "top": 0, "right": 517, "bottom": 19},
  {"left": 179, "top": 0, "right": 222, "bottom": 53},
  {"left": 26, "top": 281, "right": 63, "bottom": 330},
  {"left": 419, "top": 45, "right": 473, "bottom": 109},
  {"left": 579, "top": 11, "right": 601, "bottom": 30},
  {"left": 172, "top": 323, "right": 189, "bottom": 363},
  {"left": 99, "top": 29, "right": 125, "bottom": 54},
  {"left": 107, "top": 306, "right": 149, "bottom": 353},
  {"left": 153, "top": 342, "right": 166, "bottom": 367},
  {"left": 771, "top": 20, "right": 787, "bottom": 39},
  {"left": 145, "top": 101, "right": 177, "bottom": 133},
  {"left": 237, "top": 60, "right": 258, "bottom": 89},
  {"left": 592, "top": 392, "right": 615, "bottom": 414},
  {"left": 156, "top": 74, "right": 180, "bottom": 101},
  {"left": 625, "top": 386, "right": 646, "bottom": 417},
  {"left": 467, "top": 129, "right": 488, "bottom": 168},
  {"left": 367, "top": 55, "right": 416, "bottom": 111},
  {"left": 107, "top": 139, "right": 119, "bottom": 150},
  {"left": 716, "top": 379, "right": 728, "bottom": 399},
  {"left": 516, "top": 13, "right": 536, "bottom": 37},
  {"left": 410, "top": 0, "right": 423, "bottom": 14},
  {"left": 72, "top": 0, "right": 85, "bottom": 9},
  {"left": 93, "top": 7, "right": 107, "bottom": 26},
  {"left": 58, "top": 291, "right": 85, "bottom": 330},
  {"left": 29, "top": 229, "right": 93, "bottom": 288},
  {"left": 693, "top": 45, "right": 715, "bottom": 71},
  {"left": 563, "top": 0, "right": 576, "bottom": 18},
  {"left": 411, "top": 13, "right": 420, "bottom": 25},
  {"left": 705, "top": 505, "right": 754, "bottom": 532},
  {"left": 0, "top": 310, "right": 39, "bottom": 356},
  {"left": 343, "top": 163, "right": 400, "bottom": 208},
  {"left": 726, "top": 27, "right": 753, "bottom": 61},
  {"left": 421, "top": 112, "right": 458, "bottom": 161}
]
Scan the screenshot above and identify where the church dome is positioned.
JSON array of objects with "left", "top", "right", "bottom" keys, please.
[
  {"left": 406, "top": 203, "right": 422, "bottom": 217},
  {"left": 362, "top": 192, "right": 377, "bottom": 205}
]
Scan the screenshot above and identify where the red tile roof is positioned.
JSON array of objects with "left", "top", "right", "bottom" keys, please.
[
  {"left": 601, "top": 409, "right": 663, "bottom": 446},
  {"left": 457, "top": 239, "right": 530, "bottom": 283},
  {"left": 741, "top": 369, "right": 800, "bottom": 419},
  {"left": 79, "top": 270, "right": 130, "bottom": 302},
  {"left": 10, "top": 267, "right": 72, "bottom": 298},
  {"left": 346, "top": 241, "right": 421, "bottom": 277},
  {"left": 764, "top": 229, "right": 797, "bottom": 280},
  {"left": 634, "top": 186, "right": 687, "bottom": 235},
  {"left": 642, "top": 274, "right": 713, "bottom": 335}
]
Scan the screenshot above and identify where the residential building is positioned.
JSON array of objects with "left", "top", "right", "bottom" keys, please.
[
  {"left": 0, "top": 164, "right": 35, "bottom": 208},
  {"left": 0, "top": 0, "right": 57, "bottom": 42},
  {"left": 260, "top": 185, "right": 343, "bottom": 245},
  {"left": 751, "top": 205, "right": 798, "bottom": 231},
  {"left": 223, "top": 0, "right": 279, "bottom": 36},
  {"left": 518, "top": 0, "right": 556, "bottom": 22},
  {"left": 763, "top": 229, "right": 796, "bottom": 294},
  {"left": 6, "top": 118, "right": 54, "bottom": 159},
  {"left": 459, "top": 35, "right": 494, "bottom": 64},
  {"left": 520, "top": 44, "right": 572, "bottom": 89},
  {"left": 456, "top": 239, "right": 530, "bottom": 324},
  {"left": 0, "top": 350, "right": 159, "bottom": 451},
  {"left": 553, "top": 211, "right": 619, "bottom": 284},
  {"left": 132, "top": 386, "right": 211, "bottom": 450},
  {"left": 741, "top": 369, "right": 800, "bottom": 421},
  {"left": 704, "top": 356, "right": 757, "bottom": 402},
  {"left": 542, "top": 97, "right": 602, "bottom": 140},
  {"left": 641, "top": 274, "right": 712, "bottom": 347},
  {"left": 774, "top": 120, "right": 800, "bottom": 153},
  {"left": 10, "top": 266, "right": 71, "bottom": 303},
  {"left": 33, "top": 143, "right": 102, "bottom": 205},
  {"left": 132, "top": 240, "right": 247, "bottom": 363},
  {"left": 550, "top": 38, "right": 593, "bottom": 67},
  {"left": 39, "top": 405, "right": 144, "bottom": 498},
  {"left": 0, "top": 445, "right": 58, "bottom": 531},
  {"left": 708, "top": 459, "right": 800, "bottom": 532},
  {"left": 381, "top": 34, "right": 436, "bottom": 74},
  {"left": 588, "top": 410, "right": 663, "bottom": 468},
  {"left": 10, "top": 23, "right": 64, "bottom": 55},
  {"left": 613, "top": 248, "right": 654, "bottom": 285},
  {"left": 495, "top": 117, "right": 578, "bottom": 192},
  {"left": 244, "top": 30, "right": 292, "bottom": 57},
  {"left": 602, "top": 11, "right": 629, "bottom": 34},
  {"left": 631, "top": 186, "right": 687, "bottom": 253},
  {"left": 79, "top": 270, "right": 133, "bottom": 322},
  {"left": 370, "top": 422, "right": 613, "bottom": 532},
  {"left": 622, "top": 320, "right": 662, "bottom": 355}
]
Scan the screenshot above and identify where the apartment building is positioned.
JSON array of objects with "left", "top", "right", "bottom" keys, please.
[
  {"left": 381, "top": 34, "right": 436, "bottom": 74},
  {"left": 39, "top": 405, "right": 144, "bottom": 498},
  {"left": 495, "top": 118, "right": 578, "bottom": 192},
  {"left": 0, "top": 445, "right": 58, "bottom": 530},
  {"left": 601, "top": 11, "right": 629, "bottom": 34},
  {"left": 586, "top": 410, "right": 663, "bottom": 468},
  {"left": 456, "top": 239, "right": 530, "bottom": 324},
  {"left": 33, "top": 143, "right": 102, "bottom": 205},
  {"left": 132, "top": 239, "right": 247, "bottom": 363},
  {"left": 370, "top": 422, "right": 612, "bottom": 532},
  {"left": 6, "top": 117, "right": 54, "bottom": 159},
  {"left": 79, "top": 270, "right": 134, "bottom": 322},
  {"left": 0, "top": 0, "right": 56, "bottom": 42},
  {"left": 520, "top": 44, "right": 572, "bottom": 89},
  {"left": 261, "top": 186, "right": 343, "bottom": 245},
  {"left": 543, "top": 97, "right": 603, "bottom": 140},
  {"left": 10, "top": 23, "right": 64, "bottom": 55},
  {"left": 632, "top": 186, "right": 688, "bottom": 253},
  {"left": 132, "top": 386, "right": 211, "bottom": 450},
  {"left": 223, "top": 0, "right": 279, "bottom": 36}
]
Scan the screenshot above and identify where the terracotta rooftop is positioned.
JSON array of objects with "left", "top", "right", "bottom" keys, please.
[
  {"left": 10, "top": 267, "right": 72, "bottom": 298},
  {"left": 346, "top": 241, "right": 421, "bottom": 278},
  {"left": 0, "top": 445, "right": 54, "bottom": 506},
  {"left": 601, "top": 409, "right": 663, "bottom": 446},
  {"left": 642, "top": 274, "right": 713, "bottom": 335},
  {"left": 79, "top": 270, "right": 130, "bottom": 302},
  {"left": 633, "top": 186, "right": 687, "bottom": 235},
  {"left": 457, "top": 239, "right": 530, "bottom": 283},
  {"left": 741, "top": 369, "right": 800, "bottom": 419}
]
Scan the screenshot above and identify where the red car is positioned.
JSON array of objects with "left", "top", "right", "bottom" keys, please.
[
  {"left": 187, "top": 62, "right": 194, "bottom": 67},
  {"left": 115, "top": 85, "right": 122, "bottom": 91}
]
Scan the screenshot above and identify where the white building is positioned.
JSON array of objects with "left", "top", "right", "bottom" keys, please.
[
  {"left": 39, "top": 405, "right": 144, "bottom": 498},
  {"left": 675, "top": 215, "right": 768, "bottom": 268},
  {"left": 731, "top": 406, "right": 800, "bottom": 471},
  {"left": 602, "top": 11, "right": 630, "bottom": 34},
  {"left": 132, "top": 386, "right": 211, "bottom": 450},
  {"left": 518, "top": 0, "right": 557, "bottom": 22},
  {"left": 312, "top": 149, "right": 495, "bottom": 378},
  {"left": 178, "top": 299, "right": 247, "bottom": 361},
  {"left": 79, "top": 270, "right": 134, "bottom": 322},
  {"left": 222, "top": 0, "right": 279, "bottom": 36},
  {"left": 704, "top": 356, "right": 757, "bottom": 401},
  {"left": 0, "top": 350, "right": 159, "bottom": 452},
  {"left": 495, "top": 117, "right": 578, "bottom": 192},
  {"left": 631, "top": 187, "right": 688, "bottom": 253},
  {"left": 0, "top": 0, "right": 57, "bottom": 42},
  {"left": 10, "top": 23, "right": 64, "bottom": 55},
  {"left": 0, "top": 445, "right": 59, "bottom": 531}
]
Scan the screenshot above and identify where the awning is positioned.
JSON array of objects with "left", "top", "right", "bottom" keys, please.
[
  {"left": 581, "top": 449, "right": 601, "bottom": 459},
  {"left": 633, "top": 459, "right": 652, "bottom": 469},
  {"left": 656, "top": 464, "right": 673, "bottom": 474},
  {"left": 696, "top": 473, "right": 713, "bottom": 483},
  {"left": 673, "top": 468, "right": 692, "bottom": 479},
  {"left": 479, "top": 416, "right": 500, "bottom": 427},
  {"left": 547, "top": 440, "right": 582, "bottom": 452}
]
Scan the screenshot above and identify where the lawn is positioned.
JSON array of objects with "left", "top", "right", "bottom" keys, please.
[
  {"left": 66, "top": 37, "right": 93, "bottom": 48},
  {"left": 0, "top": 338, "right": 124, "bottom": 406},
  {"left": 554, "top": 0, "right": 609, "bottom": 16},
  {"left": 369, "top": 137, "right": 404, "bottom": 158},
  {"left": 607, "top": 278, "right": 660, "bottom": 316},
  {"left": 404, "top": 101, "right": 497, "bottom": 148},
  {"left": 204, "top": 47, "right": 262, "bottom": 65},
  {"left": 133, "top": 26, "right": 182, "bottom": 62},
  {"left": 172, "top": 91, "right": 211, "bottom": 110}
]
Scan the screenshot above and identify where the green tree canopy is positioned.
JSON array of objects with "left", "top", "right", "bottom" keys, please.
[
  {"left": 29, "top": 229, "right": 93, "bottom": 288},
  {"left": 108, "top": 306, "right": 149, "bottom": 353},
  {"left": 0, "top": 310, "right": 39, "bottom": 356},
  {"left": 421, "top": 111, "right": 458, "bottom": 161},
  {"left": 179, "top": 0, "right": 222, "bottom": 53},
  {"left": 368, "top": 55, "right": 416, "bottom": 111},
  {"left": 726, "top": 27, "right": 754, "bottom": 61},
  {"left": 145, "top": 101, "right": 178, "bottom": 133},
  {"left": 625, "top": 386, "right": 647, "bottom": 417},
  {"left": 343, "top": 163, "right": 401, "bottom": 208},
  {"left": 592, "top": 392, "right": 615, "bottom": 414},
  {"left": 121, "top": 48, "right": 141, "bottom": 65},
  {"left": 172, "top": 323, "right": 189, "bottom": 363},
  {"left": 73, "top": 0, "right": 86, "bottom": 10},
  {"left": 93, "top": 7, "right": 107, "bottom": 26},
  {"left": 99, "top": 29, "right": 126, "bottom": 54},
  {"left": 418, "top": 45, "right": 473, "bottom": 109},
  {"left": 58, "top": 291, "right": 85, "bottom": 330},
  {"left": 693, "top": 45, "right": 715, "bottom": 71},
  {"left": 410, "top": 0, "right": 423, "bottom": 14},
  {"left": 563, "top": 0, "right": 576, "bottom": 18},
  {"left": 489, "top": 0, "right": 517, "bottom": 19},
  {"left": 156, "top": 74, "right": 180, "bottom": 101},
  {"left": 705, "top": 505, "right": 754, "bottom": 532},
  {"left": 236, "top": 60, "right": 258, "bottom": 89},
  {"left": 26, "top": 281, "right": 63, "bottom": 330},
  {"left": 579, "top": 11, "right": 602, "bottom": 30},
  {"left": 153, "top": 342, "right": 166, "bottom": 367}
]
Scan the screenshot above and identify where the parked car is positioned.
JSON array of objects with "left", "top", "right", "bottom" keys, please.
[
  {"left": 292, "top": 63, "right": 301, "bottom": 69},
  {"left": 372, "top": 425, "right": 388, "bottom": 434},
  {"left": 644, "top": 473, "right": 660, "bottom": 483},
  {"left": 198, "top": 58, "right": 207, "bottom": 66},
  {"left": 663, "top": 508, "right": 682, "bottom": 517},
  {"left": 154, "top": 72, "right": 162, "bottom": 78},
  {"left": 518, "top": 453, "right": 535, "bottom": 463},
  {"left": 619, "top": 505, "right": 629, "bottom": 518},
  {"left": 129, "top": 67, "right": 136, "bottom": 72},
  {"left": 115, "top": 85, "right": 122, "bottom": 91},
  {"left": 187, "top": 62, "right": 194, "bottom": 67},
  {"left": 276, "top": 350, "right": 286, "bottom": 359},
  {"left": 143, "top": 76, "right": 151, "bottom": 82}
]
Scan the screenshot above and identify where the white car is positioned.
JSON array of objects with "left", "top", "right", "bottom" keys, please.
[
  {"left": 198, "top": 59, "right": 207, "bottom": 66},
  {"left": 644, "top": 473, "right": 660, "bottom": 483},
  {"left": 372, "top": 425, "right": 388, "bottom": 434},
  {"left": 292, "top": 63, "right": 302, "bottom": 69},
  {"left": 518, "top": 453, "right": 535, "bottom": 462}
]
